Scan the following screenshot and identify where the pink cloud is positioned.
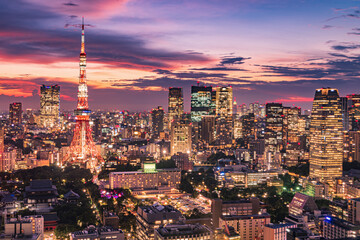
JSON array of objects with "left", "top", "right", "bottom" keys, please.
[{"left": 274, "top": 96, "right": 314, "bottom": 103}]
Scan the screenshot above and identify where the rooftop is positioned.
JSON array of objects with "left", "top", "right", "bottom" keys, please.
[
  {"left": 140, "top": 203, "right": 180, "bottom": 214},
  {"left": 156, "top": 224, "right": 211, "bottom": 237},
  {"left": 324, "top": 216, "right": 360, "bottom": 231},
  {"left": 265, "top": 223, "right": 296, "bottom": 229},
  {"left": 221, "top": 213, "right": 270, "bottom": 220},
  {"left": 29, "top": 179, "right": 53, "bottom": 189}
]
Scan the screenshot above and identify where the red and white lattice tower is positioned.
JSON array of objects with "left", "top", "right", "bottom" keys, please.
[{"left": 64, "top": 18, "right": 103, "bottom": 169}]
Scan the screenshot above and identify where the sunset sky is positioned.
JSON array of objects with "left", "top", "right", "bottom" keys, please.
[{"left": 1, "top": 0, "right": 360, "bottom": 112}]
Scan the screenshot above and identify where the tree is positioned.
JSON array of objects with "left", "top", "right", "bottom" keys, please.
[
  {"left": 179, "top": 177, "right": 194, "bottom": 194},
  {"left": 156, "top": 159, "right": 176, "bottom": 169},
  {"left": 15, "top": 209, "right": 36, "bottom": 217},
  {"left": 55, "top": 224, "right": 79, "bottom": 239}
]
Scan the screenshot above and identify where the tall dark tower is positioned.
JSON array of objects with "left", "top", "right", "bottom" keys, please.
[
  {"left": 64, "top": 18, "right": 102, "bottom": 169},
  {"left": 264, "top": 103, "right": 283, "bottom": 170},
  {"left": 151, "top": 106, "right": 164, "bottom": 139}
]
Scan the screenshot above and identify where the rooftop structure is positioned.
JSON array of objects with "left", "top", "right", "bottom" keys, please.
[{"left": 155, "top": 224, "right": 212, "bottom": 239}]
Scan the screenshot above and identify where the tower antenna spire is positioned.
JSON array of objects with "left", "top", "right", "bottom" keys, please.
[{"left": 81, "top": 17, "right": 85, "bottom": 54}]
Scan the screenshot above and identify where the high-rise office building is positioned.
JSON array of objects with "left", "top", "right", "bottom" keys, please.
[
  {"left": 238, "top": 103, "right": 248, "bottom": 117},
  {"left": 93, "top": 118, "right": 102, "bottom": 141},
  {"left": 309, "top": 88, "right": 343, "bottom": 179},
  {"left": 241, "top": 113, "right": 256, "bottom": 146},
  {"left": 9, "top": 102, "right": 22, "bottom": 125},
  {"left": 151, "top": 106, "right": 164, "bottom": 139},
  {"left": 201, "top": 115, "right": 215, "bottom": 145},
  {"left": 215, "top": 86, "right": 233, "bottom": 145},
  {"left": 344, "top": 131, "right": 360, "bottom": 162},
  {"left": 233, "top": 116, "right": 242, "bottom": 139},
  {"left": 168, "top": 87, "right": 184, "bottom": 124},
  {"left": 347, "top": 94, "right": 360, "bottom": 131},
  {"left": 265, "top": 103, "right": 283, "bottom": 170},
  {"left": 40, "top": 85, "right": 60, "bottom": 128},
  {"left": 170, "top": 120, "right": 191, "bottom": 155},
  {"left": 191, "top": 85, "right": 213, "bottom": 122},
  {"left": 283, "top": 107, "right": 301, "bottom": 167},
  {"left": 340, "top": 96, "right": 350, "bottom": 131},
  {"left": 216, "top": 86, "right": 233, "bottom": 118}
]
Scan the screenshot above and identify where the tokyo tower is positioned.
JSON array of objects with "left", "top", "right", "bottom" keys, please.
[{"left": 64, "top": 18, "right": 103, "bottom": 169}]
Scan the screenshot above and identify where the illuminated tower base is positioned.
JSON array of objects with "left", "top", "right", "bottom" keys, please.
[{"left": 66, "top": 115, "right": 102, "bottom": 169}]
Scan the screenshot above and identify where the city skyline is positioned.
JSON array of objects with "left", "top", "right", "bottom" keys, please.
[{"left": 1, "top": 0, "right": 360, "bottom": 111}]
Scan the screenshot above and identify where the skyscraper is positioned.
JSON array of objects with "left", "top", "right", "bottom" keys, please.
[
  {"left": 168, "top": 87, "right": 184, "bottom": 124},
  {"left": 151, "top": 106, "right": 164, "bottom": 139},
  {"left": 241, "top": 113, "right": 256, "bottom": 146},
  {"left": 170, "top": 120, "right": 192, "bottom": 156},
  {"left": 215, "top": 87, "right": 233, "bottom": 118},
  {"left": 201, "top": 115, "right": 215, "bottom": 145},
  {"left": 9, "top": 102, "right": 22, "bottom": 125},
  {"left": 65, "top": 18, "right": 102, "bottom": 169},
  {"left": 347, "top": 94, "right": 360, "bottom": 131},
  {"left": 283, "top": 106, "right": 301, "bottom": 167},
  {"left": 40, "top": 85, "right": 60, "bottom": 128},
  {"left": 191, "top": 85, "right": 213, "bottom": 122},
  {"left": 340, "top": 96, "right": 350, "bottom": 131},
  {"left": 238, "top": 103, "right": 248, "bottom": 117},
  {"left": 309, "top": 88, "right": 343, "bottom": 179},
  {"left": 265, "top": 103, "right": 283, "bottom": 170},
  {"left": 215, "top": 86, "right": 233, "bottom": 145}
]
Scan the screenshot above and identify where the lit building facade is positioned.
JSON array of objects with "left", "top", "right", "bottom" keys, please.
[
  {"left": 215, "top": 86, "right": 233, "bottom": 145},
  {"left": 5, "top": 215, "right": 44, "bottom": 240},
  {"left": 168, "top": 87, "right": 183, "bottom": 124},
  {"left": 309, "top": 88, "right": 343, "bottom": 179},
  {"left": 219, "top": 213, "right": 271, "bottom": 240},
  {"left": 216, "top": 86, "right": 233, "bottom": 118},
  {"left": 40, "top": 85, "right": 60, "bottom": 129},
  {"left": 136, "top": 204, "right": 183, "bottom": 240},
  {"left": 347, "top": 94, "right": 360, "bottom": 131},
  {"left": 265, "top": 103, "right": 283, "bottom": 170},
  {"left": 201, "top": 115, "right": 215, "bottom": 145},
  {"left": 264, "top": 223, "right": 296, "bottom": 240},
  {"left": 191, "top": 86, "right": 213, "bottom": 122},
  {"left": 170, "top": 120, "right": 191, "bottom": 155},
  {"left": 151, "top": 106, "right": 164, "bottom": 139},
  {"left": 283, "top": 106, "right": 301, "bottom": 167},
  {"left": 9, "top": 102, "right": 22, "bottom": 125},
  {"left": 323, "top": 216, "right": 360, "bottom": 239},
  {"left": 109, "top": 162, "right": 180, "bottom": 193},
  {"left": 344, "top": 131, "right": 360, "bottom": 162}
]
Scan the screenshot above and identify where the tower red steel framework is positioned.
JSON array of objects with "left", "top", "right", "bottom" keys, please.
[{"left": 64, "top": 18, "right": 103, "bottom": 169}]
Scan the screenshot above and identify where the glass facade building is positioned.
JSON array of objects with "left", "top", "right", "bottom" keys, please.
[
  {"left": 40, "top": 85, "right": 60, "bottom": 128},
  {"left": 309, "top": 88, "right": 343, "bottom": 179},
  {"left": 191, "top": 86, "right": 213, "bottom": 122},
  {"left": 168, "top": 87, "right": 183, "bottom": 124}
]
